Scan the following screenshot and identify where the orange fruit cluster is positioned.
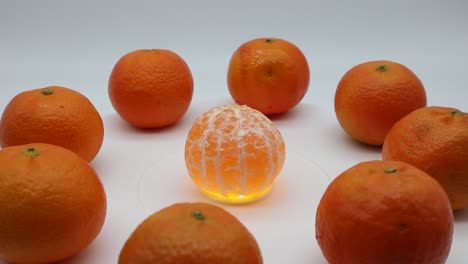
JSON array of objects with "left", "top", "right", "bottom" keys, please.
[
  {"left": 320, "top": 58, "right": 466, "bottom": 263},
  {"left": 320, "top": 57, "right": 466, "bottom": 263},
  {"left": 0, "top": 35, "right": 465, "bottom": 264}
]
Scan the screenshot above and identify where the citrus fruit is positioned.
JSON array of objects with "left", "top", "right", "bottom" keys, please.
[
  {"left": 108, "top": 49, "right": 193, "bottom": 128},
  {"left": 0, "top": 86, "right": 104, "bottom": 162},
  {"left": 185, "top": 104, "right": 285, "bottom": 203},
  {"left": 227, "top": 37, "right": 310, "bottom": 115},
  {"left": 119, "top": 202, "right": 263, "bottom": 264},
  {"left": 0, "top": 143, "right": 107, "bottom": 263},
  {"left": 315, "top": 160, "right": 453, "bottom": 264},
  {"left": 334, "top": 60, "right": 427, "bottom": 145},
  {"left": 383, "top": 106, "right": 468, "bottom": 210}
]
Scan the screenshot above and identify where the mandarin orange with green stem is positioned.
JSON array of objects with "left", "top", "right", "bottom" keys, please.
[
  {"left": 334, "top": 60, "right": 427, "bottom": 145},
  {"left": 227, "top": 37, "right": 310, "bottom": 115},
  {"left": 316, "top": 160, "right": 453, "bottom": 264},
  {"left": 383, "top": 106, "right": 468, "bottom": 210},
  {"left": 0, "top": 143, "right": 107, "bottom": 264},
  {"left": 108, "top": 49, "right": 193, "bottom": 128},
  {"left": 119, "top": 202, "right": 263, "bottom": 264},
  {"left": 185, "top": 104, "right": 285, "bottom": 203},
  {"left": 0, "top": 86, "right": 104, "bottom": 162}
]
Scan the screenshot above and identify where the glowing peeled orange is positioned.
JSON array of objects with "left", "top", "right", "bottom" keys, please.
[{"left": 185, "top": 104, "right": 286, "bottom": 203}]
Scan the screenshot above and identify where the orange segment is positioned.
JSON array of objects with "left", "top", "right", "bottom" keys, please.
[{"left": 185, "top": 104, "right": 285, "bottom": 203}]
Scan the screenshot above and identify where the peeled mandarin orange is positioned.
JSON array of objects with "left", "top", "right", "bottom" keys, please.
[{"left": 185, "top": 104, "right": 285, "bottom": 203}]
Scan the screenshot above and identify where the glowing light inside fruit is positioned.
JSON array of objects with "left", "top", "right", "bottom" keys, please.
[{"left": 185, "top": 104, "right": 286, "bottom": 204}]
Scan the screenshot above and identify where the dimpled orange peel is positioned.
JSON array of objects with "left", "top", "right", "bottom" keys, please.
[{"left": 185, "top": 104, "right": 286, "bottom": 203}]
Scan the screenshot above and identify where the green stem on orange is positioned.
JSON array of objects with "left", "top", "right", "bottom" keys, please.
[
  {"left": 376, "top": 65, "right": 389, "bottom": 72},
  {"left": 385, "top": 167, "right": 398, "bottom": 174},
  {"left": 265, "top": 38, "right": 274, "bottom": 44},
  {"left": 192, "top": 211, "right": 205, "bottom": 221},
  {"left": 451, "top": 110, "right": 462, "bottom": 116},
  {"left": 41, "top": 89, "right": 54, "bottom": 95},
  {"left": 22, "top": 147, "right": 41, "bottom": 157}
]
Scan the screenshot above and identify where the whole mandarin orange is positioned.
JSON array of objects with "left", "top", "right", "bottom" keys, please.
[
  {"left": 108, "top": 49, "right": 193, "bottom": 128},
  {"left": 119, "top": 202, "right": 263, "bottom": 264},
  {"left": 383, "top": 106, "right": 468, "bottom": 210},
  {"left": 316, "top": 160, "right": 453, "bottom": 264},
  {"left": 227, "top": 37, "right": 310, "bottom": 115},
  {"left": 0, "top": 86, "right": 104, "bottom": 162},
  {"left": 0, "top": 143, "right": 107, "bottom": 263},
  {"left": 334, "top": 60, "right": 427, "bottom": 145}
]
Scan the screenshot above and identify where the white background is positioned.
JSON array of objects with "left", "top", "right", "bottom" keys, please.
[{"left": 1, "top": 0, "right": 467, "bottom": 263}]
